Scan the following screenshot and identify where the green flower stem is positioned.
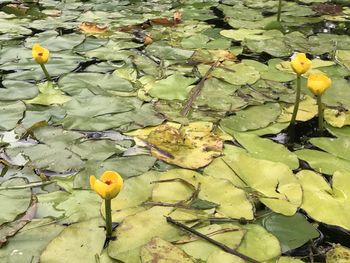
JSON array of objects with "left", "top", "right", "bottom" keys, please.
[
  {"left": 290, "top": 74, "right": 301, "bottom": 127},
  {"left": 40, "top": 64, "right": 52, "bottom": 82},
  {"left": 277, "top": 0, "right": 282, "bottom": 22},
  {"left": 105, "top": 199, "right": 112, "bottom": 238},
  {"left": 317, "top": 94, "right": 324, "bottom": 131}
]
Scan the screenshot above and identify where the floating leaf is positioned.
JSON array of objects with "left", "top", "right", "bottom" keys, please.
[
  {"left": 40, "top": 218, "right": 105, "bottom": 263},
  {"left": 233, "top": 132, "right": 299, "bottom": 169},
  {"left": 237, "top": 224, "right": 281, "bottom": 262},
  {"left": 176, "top": 224, "right": 245, "bottom": 261},
  {"left": 148, "top": 73, "right": 196, "bottom": 101},
  {"left": 295, "top": 149, "right": 350, "bottom": 175},
  {"left": 205, "top": 154, "right": 302, "bottom": 216},
  {"left": 133, "top": 122, "right": 223, "bottom": 169},
  {"left": 25, "top": 82, "right": 71, "bottom": 106},
  {"left": 141, "top": 237, "right": 194, "bottom": 263},
  {"left": 310, "top": 137, "right": 350, "bottom": 161},
  {"left": 0, "top": 219, "right": 64, "bottom": 263},
  {"left": 108, "top": 207, "right": 181, "bottom": 263},
  {"left": 198, "top": 61, "right": 260, "bottom": 86},
  {"left": 260, "top": 213, "right": 319, "bottom": 253},
  {"left": 220, "top": 103, "right": 281, "bottom": 133},
  {"left": 0, "top": 178, "right": 32, "bottom": 226},
  {"left": 0, "top": 100, "right": 26, "bottom": 131},
  {"left": 324, "top": 108, "right": 350, "bottom": 128},
  {"left": 58, "top": 72, "right": 135, "bottom": 96},
  {"left": 151, "top": 169, "right": 254, "bottom": 219},
  {"left": 297, "top": 170, "right": 350, "bottom": 231},
  {"left": 326, "top": 244, "right": 350, "bottom": 263},
  {"left": 277, "top": 96, "right": 318, "bottom": 122}
]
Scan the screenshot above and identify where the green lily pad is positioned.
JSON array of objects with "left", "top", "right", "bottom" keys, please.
[
  {"left": 73, "top": 155, "right": 156, "bottom": 189},
  {"left": 6, "top": 143, "right": 84, "bottom": 173},
  {"left": 40, "top": 218, "right": 105, "bottom": 263},
  {"left": 194, "top": 78, "right": 247, "bottom": 112},
  {"left": 0, "top": 100, "right": 26, "bottom": 131},
  {"left": 145, "top": 41, "right": 194, "bottom": 61},
  {"left": 237, "top": 224, "right": 281, "bottom": 262},
  {"left": 25, "top": 30, "right": 85, "bottom": 52},
  {"left": 0, "top": 178, "right": 32, "bottom": 226},
  {"left": 108, "top": 207, "right": 181, "bottom": 263},
  {"left": 199, "top": 61, "right": 260, "bottom": 86},
  {"left": 336, "top": 50, "right": 350, "bottom": 70},
  {"left": 260, "top": 213, "right": 319, "bottom": 253},
  {"left": 176, "top": 224, "right": 245, "bottom": 261},
  {"left": 58, "top": 72, "right": 135, "bottom": 96},
  {"left": 205, "top": 154, "right": 302, "bottom": 216},
  {"left": 297, "top": 170, "right": 350, "bottom": 231},
  {"left": 25, "top": 82, "right": 71, "bottom": 106},
  {"left": 151, "top": 169, "right": 254, "bottom": 220},
  {"left": 295, "top": 149, "right": 350, "bottom": 175},
  {"left": 220, "top": 29, "right": 268, "bottom": 41},
  {"left": 0, "top": 219, "right": 64, "bottom": 263},
  {"left": 0, "top": 80, "right": 38, "bottom": 101},
  {"left": 148, "top": 73, "right": 196, "bottom": 101},
  {"left": 233, "top": 132, "right": 299, "bottom": 170},
  {"left": 310, "top": 137, "right": 350, "bottom": 161},
  {"left": 220, "top": 103, "right": 281, "bottom": 133}
]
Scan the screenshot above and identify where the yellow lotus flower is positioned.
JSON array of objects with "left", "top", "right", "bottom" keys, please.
[
  {"left": 307, "top": 73, "right": 331, "bottom": 95},
  {"left": 291, "top": 53, "right": 311, "bottom": 75},
  {"left": 32, "top": 43, "right": 50, "bottom": 64},
  {"left": 90, "top": 171, "right": 123, "bottom": 200}
]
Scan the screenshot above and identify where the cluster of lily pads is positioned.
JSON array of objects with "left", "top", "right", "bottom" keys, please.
[{"left": 0, "top": 0, "right": 350, "bottom": 262}]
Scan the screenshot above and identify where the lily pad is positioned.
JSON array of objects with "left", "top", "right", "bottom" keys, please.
[
  {"left": 58, "top": 72, "right": 135, "bottom": 96},
  {"left": 295, "top": 149, "right": 350, "bottom": 175},
  {"left": 148, "top": 73, "right": 197, "bottom": 101},
  {"left": 133, "top": 122, "right": 223, "bottom": 169},
  {"left": 205, "top": 154, "right": 302, "bottom": 216},
  {"left": 220, "top": 103, "right": 281, "bottom": 133},
  {"left": 141, "top": 237, "right": 194, "bottom": 263},
  {"left": 108, "top": 207, "right": 181, "bottom": 263},
  {"left": 260, "top": 213, "right": 319, "bottom": 252},
  {"left": 0, "top": 219, "right": 64, "bottom": 263},
  {"left": 40, "top": 218, "right": 105, "bottom": 263},
  {"left": 0, "top": 100, "right": 26, "bottom": 131},
  {"left": 310, "top": 137, "right": 350, "bottom": 161},
  {"left": 0, "top": 178, "right": 32, "bottom": 226},
  {"left": 233, "top": 132, "right": 299, "bottom": 170},
  {"left": 296, "top": 170, "right": 350, "bottom": 231}
]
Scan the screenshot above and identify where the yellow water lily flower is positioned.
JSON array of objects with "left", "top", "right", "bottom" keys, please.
[
  {"left": 307, "top": 73, "right": 332, "bottom": 95},
  {"left": 291, "top": 53, "right": 311, "bottom": 75},
  {"left": 32, "top": 43, "right": 50, "bottom": 64},
  {"left": 90, "top": 171, "right": 123, "bottom": 200}
]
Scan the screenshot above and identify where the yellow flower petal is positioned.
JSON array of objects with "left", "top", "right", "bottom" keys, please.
[
  {"left": 32, "top": 43, "right": 50, "bottom": 64},
  {"left": 307, "top": 73, "right": 331, "bottom": 95},
  {"left": 93, "top": 179, "right": 109, "bottom": 199},
  {"left": 291, "top": 53, "right": 311, "bottom": 75},
  {"left": 90, "top": 171, "right": 123, "bottom": 200},
  {"left": 90, "top": 176, "right": 96, "bottom": 189}
]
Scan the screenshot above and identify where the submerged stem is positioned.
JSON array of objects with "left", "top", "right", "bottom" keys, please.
[
  {"left": 317, "top": 94, "right": 324, "bottom": 131},
  {"left": 105, "top": 199, "right": 112, "bottom": 238},
  {"left": 40, "top": 64, "right": 52, "bottom": 81},
  {"left": 277, "top": 0, "right": 282, "bottom": 22}
]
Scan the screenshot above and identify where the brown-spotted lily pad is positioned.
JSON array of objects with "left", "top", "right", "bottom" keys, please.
[{"left": 130, "top": 122, "right": 223, "bottom": 169}]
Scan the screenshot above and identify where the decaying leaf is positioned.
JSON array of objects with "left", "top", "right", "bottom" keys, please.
[
  {"left": 141, "top": 237, "right": 194, "bottom": 263},
  {"left": 79, "top": 22, "right": 108, "bottom": 34},
  {"left": 131, "top": 122, "right": 223, "bottom": 169}
]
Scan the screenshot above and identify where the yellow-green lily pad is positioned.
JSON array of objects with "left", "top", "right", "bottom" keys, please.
[{"left": 296, "top": 170, "right": 350, "bottom": 231}]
